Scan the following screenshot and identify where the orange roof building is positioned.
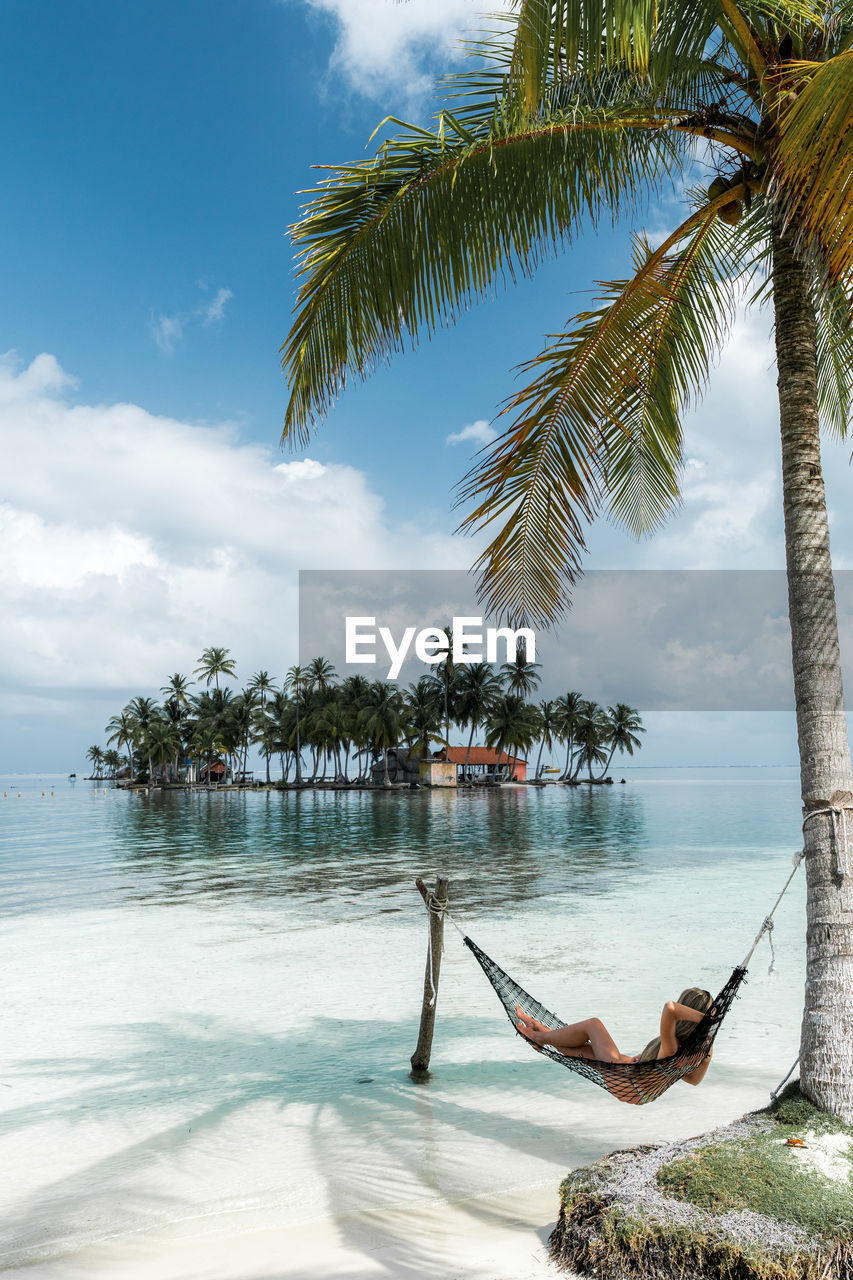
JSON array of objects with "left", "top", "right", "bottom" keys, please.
[{"left": 437, "top": 747, "right": 527, "bottom": 780}]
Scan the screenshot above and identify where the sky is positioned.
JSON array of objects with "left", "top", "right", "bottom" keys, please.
[{"left": 2, "top": 0, "right": 852, "bottom": 772}]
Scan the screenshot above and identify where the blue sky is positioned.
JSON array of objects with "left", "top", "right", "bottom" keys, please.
[{"left": 1, "top": 0, "right": 852, "bottom": 771}]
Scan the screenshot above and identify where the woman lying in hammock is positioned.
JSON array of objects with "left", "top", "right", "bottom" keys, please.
[{"left": 515, "top": 987, "right": 715, "bottom": 1086}]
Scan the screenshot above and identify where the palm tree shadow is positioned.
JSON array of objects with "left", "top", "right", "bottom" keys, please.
[{"left": 1, "top": 1008, "right": 603, "bottom": 1273}]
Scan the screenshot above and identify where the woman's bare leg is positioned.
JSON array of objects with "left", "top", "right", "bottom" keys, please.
[{"left": 515, "top": 1007, "right": 625, "bottom": 1062}]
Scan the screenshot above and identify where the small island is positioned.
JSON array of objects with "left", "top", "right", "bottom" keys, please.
[{"left": 85, "top": 644, "right": 645, "bottom": 789}]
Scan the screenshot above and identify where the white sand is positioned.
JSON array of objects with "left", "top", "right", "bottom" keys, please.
[
  {"left": 2, "top": 1184, "right": 561, "bottom": 1280},
  {"left": 781, "top": 1131, "right": 853, "bottom": 1183}
]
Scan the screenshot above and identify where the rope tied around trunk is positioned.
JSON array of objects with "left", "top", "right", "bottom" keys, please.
[
  {"left": 425, "top": 889, "right": 449, "bottom": 1008},
  {"left": 802, "top": 791, "right": 853, "bottom": 878}
]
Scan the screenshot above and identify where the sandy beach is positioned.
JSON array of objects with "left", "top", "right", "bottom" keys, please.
[{"left": 3, "top": 1183, "right": 560, "bottom": 1279}]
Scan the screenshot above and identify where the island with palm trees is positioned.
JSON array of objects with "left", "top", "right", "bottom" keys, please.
[{"left": 87, "top": 644, "right": 644, "bottom": 788}]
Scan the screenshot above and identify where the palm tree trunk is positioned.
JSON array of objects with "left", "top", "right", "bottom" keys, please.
[
  {"left": 294, "top": 703, "right": 303, "bottom": 784},
  {"left": 597, "top": 743, "right": 617, "bottom": 782},
  {"left": 772, "top": 221, "right": 853, "bottom": 1122},
  {"left": 463, "top": 722, "right": 476, "bottom": 778}
]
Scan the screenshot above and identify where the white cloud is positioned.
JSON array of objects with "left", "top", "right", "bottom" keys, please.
[
  {"left": 298, "top": 0, "right": 509, "bottom": 101},
  {"left": 150, "top": 313, "right": 184, "bottom": 354},
  {"left": 0, "top": 354, "right": 471, "bottom": 711},
  {"left": 445, "top": 419, "right": 496, "bottom": 447},
  {"left": 202, "top": 287, "right": 233, "bottom": 325},
  {"left": 150, "top": 284, "right": 233, "bottom": 354}
]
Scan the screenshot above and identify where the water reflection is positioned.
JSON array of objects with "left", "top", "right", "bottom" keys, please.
[
  {"left": 112, "top": 788, "right": 651, "bottom": 912},
  {"left": 0, "top": 780, "right": 803, "bottom": 919}
]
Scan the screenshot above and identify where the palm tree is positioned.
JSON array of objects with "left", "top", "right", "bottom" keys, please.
[
  {"left": 147, "top": 720, "right": 181, "bottom": 782},
  {"left": 161, "top": 673, "right": 193, "bottom": 704},
  {"left": 485, "top": 695, "right": 538, "bottom": 780},
  {"left": 85, "top": 745, "right": 104, "bottom": 778},
  {"left": 106, "top": 711, "right": 136, "bottom": 776},
  {"left": 280, "top": 4, "right": 853, "bottom": 1117},
  {"left": 598, "top": 704, "right": 646, "bottom": 780},
  {"left": 283, "top": 665, "right": 309, "bottom": 784},
  {"left": 307, "top": 656, "right": 336, "bottom": 692},
  {"left": 404, "top": 677, "right": 445, "bottom": 761},
  {"left": 194, "top": 647, "right": 237, "bottom": 690},
  {"left": 500, "top": 644, "right": 542, "bottom": 699},
  {"left": 247, "top": 670, "right": 277, "bottom": 709},
  {"left": 554, "top": 691, "right": 584, "bottom": 781},
  {"left": 102, "top": 749, "right": 121, "bottom": 779},
  {"left": 571, "top": 702, "right": 611, "bottom": 782},
  {"left": 341, "top": 674, "right": 372, "bottom": 780},
  {"left": 428, "top": 623, "right": 457, "bottom": 746},
  {"left": 534, "top": 700, "right": 559, "bottom": 778},
  {"left": 454, "top": 662, "right": 502, "bottom": 776},
  {"left": 360, "top": 682, "right": 405, "bottom": 786}
]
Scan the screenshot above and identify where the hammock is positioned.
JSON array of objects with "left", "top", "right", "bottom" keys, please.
[
  {"left": 464, "top": 935, "right": 746, "bottom": 1105},
  {"left": 424, "top": 811, "right": 846, "bottom": 1105}
]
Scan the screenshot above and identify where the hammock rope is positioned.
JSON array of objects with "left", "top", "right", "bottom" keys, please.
[
  {"left": 802, "top": 792, "right": 853, "bottom": 878},
  {"left": 425, "top": 837, "right": 809, "bottom": 1106}
]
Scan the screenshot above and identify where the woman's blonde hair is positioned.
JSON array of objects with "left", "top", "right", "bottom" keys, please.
[{"left": 636, "top": 988, "right": 713, "bottom": 1062}]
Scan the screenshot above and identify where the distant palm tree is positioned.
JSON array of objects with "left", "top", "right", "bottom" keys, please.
[
  {"left": 485, "top": 695, "right": 538, "bottom": 779},
  {"left": 103, "top": 749, "right": 122, "bottom": 779},
  {"left": 232, "top": 691, "right": 259, "bottom": 778},
  {"left": 161, "top": 673, "right": 193, "bottom": 703},
  {"left": 307, "top": 656, "right": 336, "bottom": 692},
  {"left": 454, "top": 662, "right": 502, "bottom": 776},
  {"left": 428, "top": 623, "right": 457, "bottom": 747},
  {"left": 360, "top": 683, "right": 405, "bottom": 786},
  {"left": 404, "top": 677, "right": 445, "bottom": 761},
  {"left": 147, "top": 720, "right": 182, "bottom": 782},
  {"left": 126, "top": 697, "right": 159, "bottom": 780},
  {"left": 341, "top": 674, "right": 372, "bottom": 780},
  {"left": 284, "top": 665, "right": 309, "bottom": 784},
  {"left": 554, "top": 691, "right": 584, "bottom": 780},
  {"left": 314, "top": 693, "right": 348, "bottom": 779},
  {"left": 194, "top": 647, "right": 237, "bottom": 690},
  {"left": 534, "top": 699, "right": 558, "bottom": 778},
  {"left": 253, "top": 713, "right": 281, "bottom": 785},
  {"left": 247, "top": 670, "right": 277, "bottom": 707},
  {"left": 598, "top": 704, "right": 645, "bottom": 780},
  {"left": 86, "top": 745, "right": 104, "bottom": 778},
  {"left": 572, "top": 702, "right": 611, "bottom": 782},
  {"left": 501, "top": 644, "right": 542, "bottom": 699},
  {"left": 106, "top": 711, "right": 136, "bottom": 777}
]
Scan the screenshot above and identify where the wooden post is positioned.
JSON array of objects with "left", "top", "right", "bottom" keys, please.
[{"left": 410, "top": 875, "right": 449, "bottom": 1078}]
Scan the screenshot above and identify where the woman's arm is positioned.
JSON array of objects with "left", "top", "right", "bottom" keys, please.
[
  {"left": 682, "top": 1046, "right": 713, "bottom": 1085},
  {"left": 657, "top": 1000, "right": 708, "bottom": 1057}
]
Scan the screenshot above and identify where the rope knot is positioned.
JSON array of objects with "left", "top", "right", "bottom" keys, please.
[
  {"left": 762, "top": 916, "right": 777, "bottom": 974},
  {"left": 802, "top": 791, "right": 853, "bottom": 878}
]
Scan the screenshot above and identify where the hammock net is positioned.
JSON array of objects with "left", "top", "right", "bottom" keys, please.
[{"left": 464, "top": 936, "right": 747, "bottom": 1106}]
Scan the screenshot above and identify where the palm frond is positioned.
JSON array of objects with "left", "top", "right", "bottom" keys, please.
[
  {"left": 771, "top": 52, "right": 853, "bottom": 285},
  {"left": 281, "top": 107, "right": 685, "bottom": 443},
  {"left": 815, "top": 280, "right": 853, "bottom": 437},
  {"left": 456, "top": 188, "right": 759, "bottom": 626}
]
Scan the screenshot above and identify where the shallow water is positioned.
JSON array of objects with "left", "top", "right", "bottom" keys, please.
[{"left": 0, "top": 772, "right": 807, "bottom": 1276}]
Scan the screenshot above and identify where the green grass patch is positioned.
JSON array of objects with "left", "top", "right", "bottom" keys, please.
[{"left": 656, "top": 1088, "right": 853, "bottom": 1240}]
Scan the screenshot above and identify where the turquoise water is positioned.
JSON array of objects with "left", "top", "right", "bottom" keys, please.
[{"left": 0, "top": 771, "right": 808, "bottom": 1276}]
